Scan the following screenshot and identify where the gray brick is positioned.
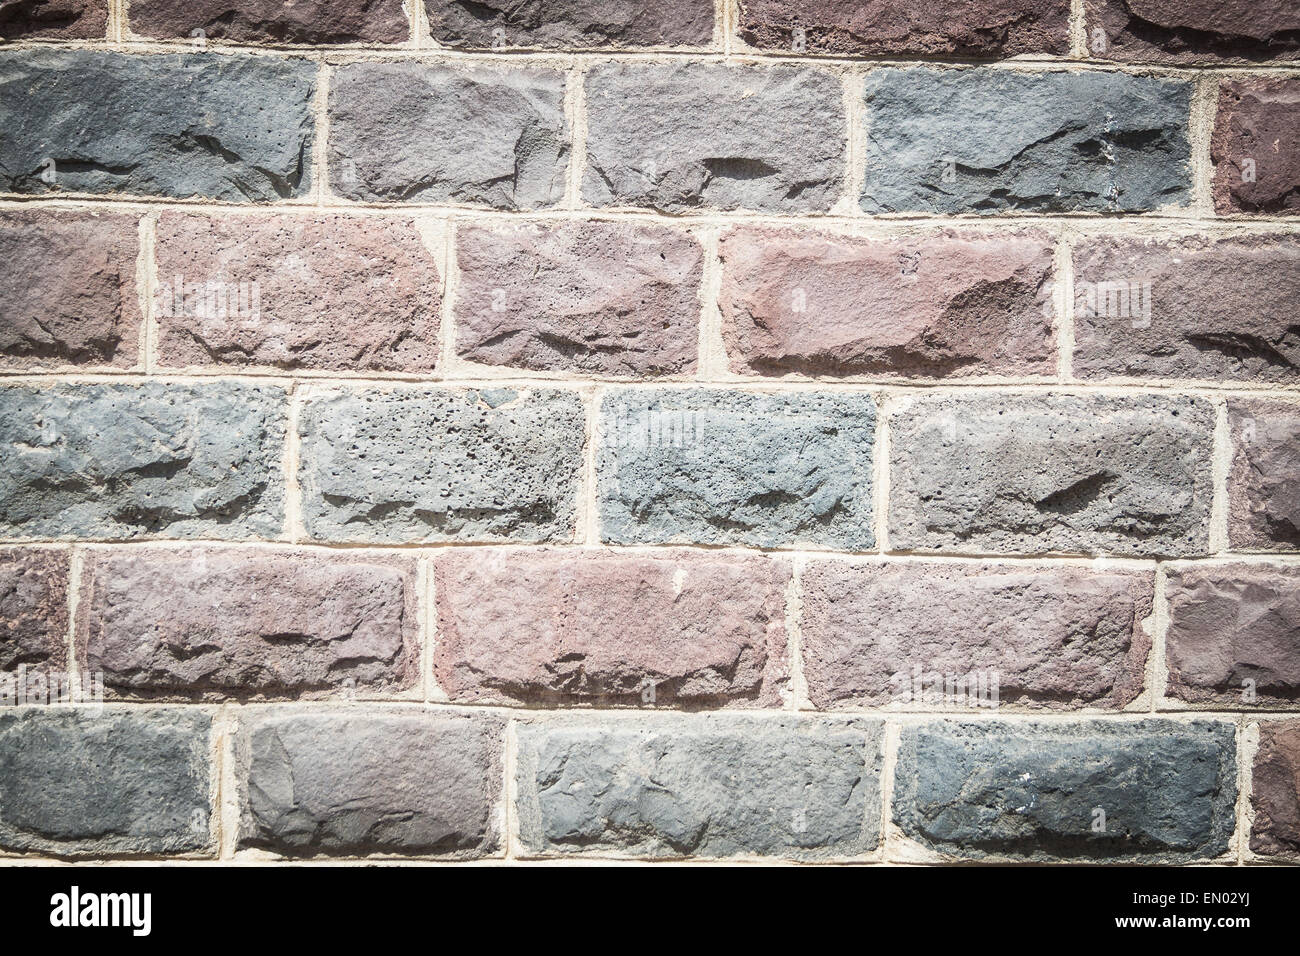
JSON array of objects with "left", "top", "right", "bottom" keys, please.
[
  {"left": 597, "top": 389, "right": 875, "bottom": 549},
  {"left": 893, "top": 720, "right": 1237, "bottom": 862},
  {"left": 861, "top": 68, "right": 1192, "bottom": 214},
  {"left": 582, "top": 61, "right": 845, "bottom": 213},
  {"left": 516, "top": 715, "right": 883, "bottom": 859},
  {"left": 0, "top": 50, "right": 315, "bottom": 202},
  {"left": 0, "top": 708, "right": 212, "bottom": 856},
  {"left": 888, "top": 394, "right": 1215, "bottom": 556},
  {"left": 298, "top": 387, "right": 584, "bottom": 544},
  {"left": 0, "top": 383, "right": 287, "bottom": 540}
]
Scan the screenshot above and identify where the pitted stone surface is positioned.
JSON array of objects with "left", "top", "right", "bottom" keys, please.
[
  {"left": 1228, "top": 399, "right": 1300, "bottom": 549},
  {"left": 129, "top": 0, "right": 411, "bottom": 43},
  {"left": 425, "top": 0, "right": 714, "bottom": 48},
  {"left": 0, "top": 549, "right": 69, "bottom": 676}
]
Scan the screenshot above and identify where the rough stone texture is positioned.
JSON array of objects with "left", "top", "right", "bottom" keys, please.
[
  {"left": 0, "top": 708, "right": 212, "bottom": 856},
  {"left": 862, "top": 68, "right": 1193, "bottom": 214},
  {"left": 894, "top": 720, "right": 1237, "bottom": 862},
  {"left": 1085, "top": 0, "right": 1300, "bottom": 63},
  {"left": 1228, "top": 399, "right": 1300, "bottom": 550},
  {"left": 78, "top": 548, "right": 419, "bottom": 699},
  {"left": 426, "top": 0, "right": 713, "bottom": 49},
  {"left": 237, "top": 709, "right": 502, "bottom": 857},
  {"left": 597, "top": 389, "right": 875, "bottom": 550},
  {"left": 0, "top": 382, "right": 286, "bottom": 540},
  {"left": 1252, "top": 721, "right": 1300, "bottom": 857},
  {"left": 433, "top": 548, "right": 790, "bottom": 707},
  {"left": 516, "top": 716, "right": 882, "bottom": 859},
  {"left": 155, "top": 213, "right": 441, "bottom": 373},
  {"left": 1212, "top": 79, "right": 1300, "bottom": 215},
  {"left": 454, "top": 221, "right": 702, "bottom": 377},
  {"left": 1165, "top": 565, "right": 1300, "bottom": 705},
  {"left": 738, "top": 0, "right": 1070, "bottom": 57},
  {"left": 719, "top": 228, "right": 1056, "bottom": 379},
  {"left": 582, "top": 62, "right": 844, "bottom": 214},
  {"left": 0, "top": 549, "right": 69, "bottom": 676},
  {"left": 0, "top": 0, "right": 106, "bottom": 39},
  {"left": 298, "top": 387, "right": 584, "bottom": 544},
  {"left": 888, "top": 394, "right": 1215, "bottom": 556},
  {"left": 329, "top": 62, "right": 567, "bottom": 209},
  {"left": 1072, "top": 235, "right": 1300, "bottom": 383},
  {"left": 801, "top": 562, "right": 1153, "bottom": 710},
  {"left": 0, "top": 210, "right": 142, "bottom": 369},
  {"left": 129, "top": 0, "right": 411, "bottom": 44},
  {"left": 0, "top": 51, "right": 315, "bottom": 202}
]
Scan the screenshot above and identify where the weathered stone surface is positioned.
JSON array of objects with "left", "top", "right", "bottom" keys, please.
[
  {"left": 329, "top": 62, "right": 567, "bottom": 209},
  {"left": 299, "top": 387, "right": 584, "bottom": 544},
  {"left": 1073, "top": 235, "right": 1300, "bottom": 383},
  {"left": 801, "top": 562, "right": 1153, "bottom": 710},
  {"left": 0, "top": 383, "right": 286, "bottom": 540},
  {"left": 516, "top": 715, "right": 882, "bottom": 859},
  {"left": 862, "top": 68, "right": 1193, "bottom": 214},
  {"left": 1252, "top": 721, "right": 1300, "bottom": 856},
  {"left": 738, "top": 0, "right": 1070, "bottom": 57},
  {"left": 1228, "top": 400, "right": 1300, "bottom": 549},
  {"left": 888, "top": 394, "right": 1215, "bottom": 556},
  {"left": 433, "top": 548, "right": 790, "bottom": 707},
  {"left": 1212, "top": 78, "right": 1300, "bottom": 215},
  {"left": 0, "top": 0, "right": 106, "bottom": 39},
  {"left": 0, "top": 708, "right": 212, "bottom": 855},
  {"left": 237, "top": 709, "right": 502, "bottom": 857},
  {"left": 1085, "top": 0, "right": 1300, "bottom": 63},
  {"left": 0, "top": 51, "right": 315, "bottom": 202},
  {"left": 719, "top": 228, "right": 1056, "bottom": 379},
  {"left": 78, "top": 548, "right": 419, "bottom": 699},
  {"left": 129, "top": 0, "right": 410, "bottom": 43},
  {"left": 454, "top": 221, "right": 702, "bottom": 377},
  {"left": 155, "top": 213, "right": 440, "bottom": 373},
  {"left": 894, "top": 720, "right": 1237, "bottom": 861},
  {"left": 426, "top": 0, "right": 713, "bottom": 48},
  {"left": 583, "top": 62, "right": 844, "bottom": 213},
  {"left": 597, "top": 389, "right": 875, "bottom": 549},
  {"left": 1165, "top": 565, "right": 1300, "bottom": 705},
  {"left": 0, "top": 549, "right": 68, "bottom": 676},
  {"left": 0, "top": 210, "right": 141, "bottom": 369}
]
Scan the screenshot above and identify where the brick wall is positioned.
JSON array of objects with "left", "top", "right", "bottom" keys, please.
[{"left": 0, "top": 0, "right": 1297, "bottom": 864}]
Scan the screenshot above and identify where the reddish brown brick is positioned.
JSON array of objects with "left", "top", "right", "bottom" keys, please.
[
  {"left": 1072, "top": 235, "right": 1300, "bottom": 383},
  {"left": 1229, "top": 400, "right": 1300, "bottom": 550},
  {"left": 0, "top": 549, "right": 69, "bottom": 677},
  {"left": 1166, "top": 565, "right": 1300, "bottom": 705},
  {"left": 128, "top": 0, "right": 410, "bottom": 44},
  {"left": 800, "top": 561, "right": 1152, "bottom": 710},
  {"left": 432, "top": 548, "right": 790, "bottom": 707},
  {"left": 1212, "top": 78, "right": 1300, "bottom": 215},
  {"left": 719, "top": 229, "right": 1056, "bottom": 379},
  {"left": 454, "top": 221, "right": 702, "bottom": 377},
  {"left": 0, "top": 211, "right": 141, "bottom": 369},
  {"left": 1252, "top": 721, "right": 1300, "bottom": 857},
  {"left": 1085, "top": 0, "right": 1300, "bottom": 63},
  {"left": 0, "top": 0, "right": 107, "bottom": 39},
  {"left": 155, "top": 213, "right": 440, "bottom": 373},
  {"left": 77, "top": 548, "right": 419, "bottom": 699}
]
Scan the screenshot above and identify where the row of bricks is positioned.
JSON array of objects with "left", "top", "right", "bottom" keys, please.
[
  {"left": 0, "top": 707, "right": 1295, "bottom": 862},
  {"left": 4, "top": 0, "right": 1298, "bottom": 64},
  {"left": 4, "top": 546, "right": 1299, "bottom": 708},
  {"left": 6, "top": 210, "right": 1300, "bottom": 384},
  {"left": 0, "top": 384, "right": 1295, "bottom": 553},
  {"left": 1, "top": 53, "right": 1296, "bottom": 215}
]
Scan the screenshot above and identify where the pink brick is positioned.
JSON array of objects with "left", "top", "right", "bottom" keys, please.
[
  {"left": 128, "top": 0, "right": 410, "bottom": 44},
  {"left": 454, "top": 220, "right": 702, "bottom": 377},
  {"left": 0, "top": 549, "right": 69, "bottom": 676},
  {"left": 432, "top": 548, "right": 790, "bottom": 706},
  {"left": 1228, "top": 399, "right": 1300, "bottom": 550},
  {"left": 0, "top": 0, "right": 107, "bottom": 39},
  {"left": 1253, "top": 721, "right": 1300, "bottom": 857},
  {"left": 1212, "top": 78, "right": 1300, "bottom": 215},
  {"left": 800, "top": 561, "right": 1153, "bottom": 709},
  {"left": 718, "top": 228, "right": 1056, "bottom": 379},
  {"left": 155, "top": 213, "right": 440, "bottom": 373}
]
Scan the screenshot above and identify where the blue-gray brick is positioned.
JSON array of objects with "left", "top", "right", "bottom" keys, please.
[
  {"left": 0, "top": 383, "right": 287, "bottom": 540},
  {"left": 516, "top": 715, "right": 883, "bottom": 859},
  {"left": 0, "top": 708, "right": 212, "bottom": 856},
  {"left": 0, "top": 50, "right": 315, "bottom": 202},
  {"left": 893, "top": 720, "right": 1237, "bottom": 862},
  {"left": 861, "top": 68, "right": 1193, "bottom": 214},
  {"left": 598, "top": 389, "right": 875, "bottom": 549},
  {"left": 298, "top": 387, "right": 584, "bottom": 543}
]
